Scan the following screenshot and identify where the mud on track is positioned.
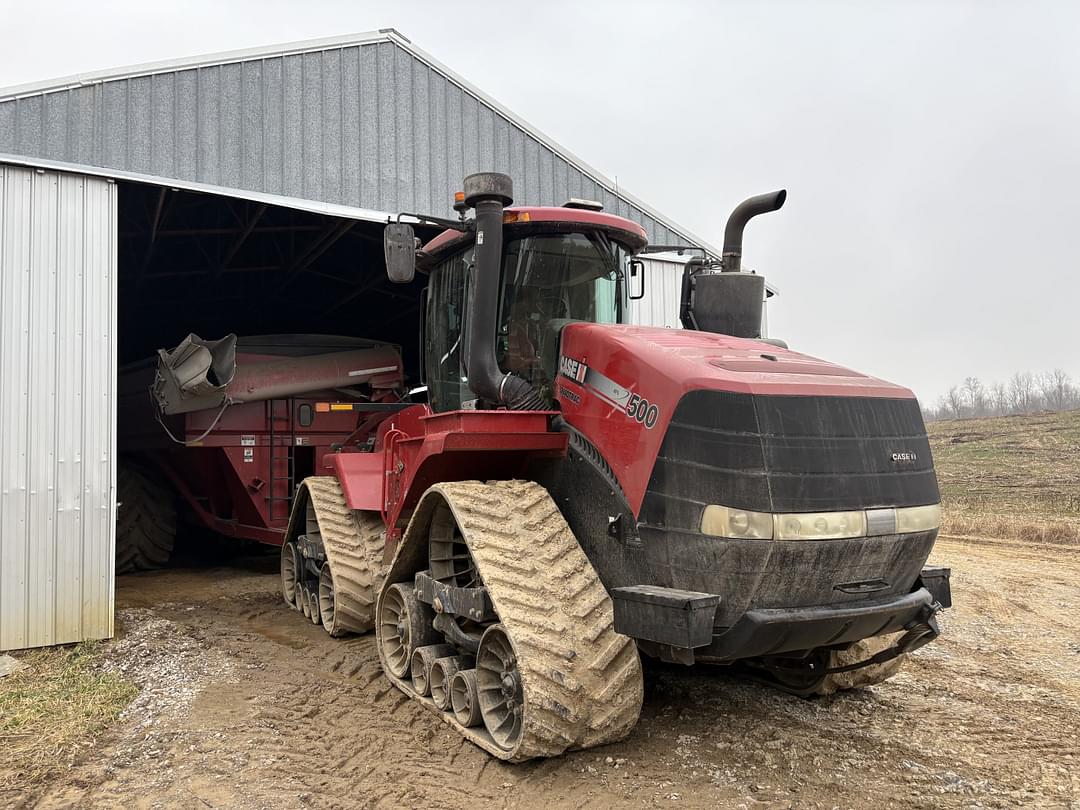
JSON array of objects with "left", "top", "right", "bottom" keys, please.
[{"left": 12, "top": 536, "right": 1079, "bottom": 809}]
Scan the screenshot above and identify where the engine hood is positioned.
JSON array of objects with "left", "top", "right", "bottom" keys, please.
[
  {"left": 553, "top": 323, "right": 924, "bottom": 515},
  {"left": 559, "top": 323, "right": 915, "bottom": 400}
]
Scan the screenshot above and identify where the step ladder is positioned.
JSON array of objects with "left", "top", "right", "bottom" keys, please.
[{"left": 266, "top": 398, "right": 295, "bottom": 523}]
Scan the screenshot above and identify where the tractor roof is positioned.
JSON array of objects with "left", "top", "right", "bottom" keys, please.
[{"left": 421, "top": 206, "right": 649, "bottom": 261}]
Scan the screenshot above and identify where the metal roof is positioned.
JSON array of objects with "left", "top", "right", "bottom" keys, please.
[
  {"left": 0, "top": 29, "right": 719, "bottom": 255},
  {"left": 0, "top": 152, "right": 393, "bottom": 223}
]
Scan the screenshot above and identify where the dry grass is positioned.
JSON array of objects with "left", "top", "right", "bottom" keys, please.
[
  {"left": 0, "top": 641, "right": 136, "bottom": 796},
  {"left": 928, "top": 408, "right": 1080, "bottom": 544}
]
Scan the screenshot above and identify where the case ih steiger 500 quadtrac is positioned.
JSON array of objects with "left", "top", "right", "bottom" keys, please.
[{"left": 143, "top": 173, "right": 951, "bottom": 762}]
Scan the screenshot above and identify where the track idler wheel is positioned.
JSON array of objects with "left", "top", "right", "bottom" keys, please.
[
  {"left": 476, "top": 625, "right": 524, "bottom": 751},
  {"left": 451, "top": 669, "right": 482, "bottom": 728},
  {"left": 431, "top": 656, "right": 472, "bottom": 711},
  {"left": 410, "top": 644, "right": 456, "bottom": 697},
  {"left": 281, "top": 541, "right": 299, "bottom": 607},
  {"left": 379, "top": 583, "right": 439, "bottom": 679},
  {"left": 308, "top": 589, "right": 321, "bottom": 625}
]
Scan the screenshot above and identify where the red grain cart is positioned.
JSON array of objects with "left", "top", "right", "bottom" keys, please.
[{"left": 116, "top": 334, "right": 405, "bottom": 571}]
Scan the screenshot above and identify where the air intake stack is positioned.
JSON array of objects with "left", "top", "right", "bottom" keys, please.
[{"left": 682, "top": 190, "right": 786, "bottom": 339}]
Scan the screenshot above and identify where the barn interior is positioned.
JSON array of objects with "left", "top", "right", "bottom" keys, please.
[{"left": 117, "top": 179, "right": 437, "bottom": 375}]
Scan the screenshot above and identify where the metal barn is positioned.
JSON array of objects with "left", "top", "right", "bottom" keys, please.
[
  {"left": 626, "top": 252, "right": 775, "bottom": 333},
  {"left": 0, "top": 29, "right": 723, "bottom": 651}
]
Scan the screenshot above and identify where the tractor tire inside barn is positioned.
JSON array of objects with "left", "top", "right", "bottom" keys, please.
[{"left": 116, "top": 463, "right": 177, "bottom": 574}]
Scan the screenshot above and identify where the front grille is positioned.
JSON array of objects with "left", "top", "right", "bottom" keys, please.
[{"left": 640, "top": 391, "right": 939, "bottom": 532}]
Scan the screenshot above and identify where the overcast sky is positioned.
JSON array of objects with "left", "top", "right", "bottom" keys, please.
[{"left": 2, "top": 0, "right": 1077, "bottom": 405}]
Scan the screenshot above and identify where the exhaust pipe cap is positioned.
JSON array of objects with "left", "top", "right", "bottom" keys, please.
[{"left": 463, "top": 172, "right": 513, "bottom": 208}]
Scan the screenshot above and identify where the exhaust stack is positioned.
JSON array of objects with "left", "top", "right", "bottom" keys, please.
[
  {"left": 721, "top": 190, "right": 786, "bottom": 273},
  {"left": 461, "top": 172, "right": 544, "bottom": 410},
  {"left": 683, "top": 190, "right": 786, "bottom": 339}
]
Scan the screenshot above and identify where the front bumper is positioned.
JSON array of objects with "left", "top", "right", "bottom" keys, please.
[
  {"left": 612, "top": 566, "right": 951, "bottom": 664},
  {"left": 698, "top": 587, "right": 935, "bottom": 663}
]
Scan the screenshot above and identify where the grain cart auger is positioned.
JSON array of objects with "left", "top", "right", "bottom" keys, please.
[{"left": 281, "top": 172, "right": 951, "bottom": 761}]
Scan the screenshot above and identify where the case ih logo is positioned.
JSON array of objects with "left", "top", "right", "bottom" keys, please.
[
  {"left": 558, "top": 355, "right": 588, "bottom": 384},
  {"left": 558, "top": 354, "right": 660, "bottom": 429},
  {"left": 891, "top": 451, "right": 918, "bottom": 463}
]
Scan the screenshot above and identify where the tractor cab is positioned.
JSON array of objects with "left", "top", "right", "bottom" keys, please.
[{"left": 383, "top": 174, "right": 647, "bottom": 412}]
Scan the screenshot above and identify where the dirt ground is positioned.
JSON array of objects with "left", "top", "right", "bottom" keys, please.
[{"left": 10, "top": 535, "right": 1078, "bottom": 810}]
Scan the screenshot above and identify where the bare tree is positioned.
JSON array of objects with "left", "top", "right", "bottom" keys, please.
[
  {"left": 1008, "top": 371, "right": 1038, "bottom": 414},
  {"left": 1039, "top": 369, "right": 1074, "bottom": 412},
  {"left": 991, "top": 382, "right": 1009, "bottom": 416},
  {"left": 945, "top": 385, "right": 965, "bottom": 419},
  {"left": 962, "top": 376, "right": 987, "bottom": 417}
]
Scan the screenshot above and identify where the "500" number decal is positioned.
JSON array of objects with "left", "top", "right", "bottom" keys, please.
[{"left": 626, "top": 393, "right": 659, "bottom": 429}]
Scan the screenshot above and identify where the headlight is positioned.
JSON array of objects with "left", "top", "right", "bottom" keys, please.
[
  {"left": 701, "top": 505, "right": 774, "bottom": 539},
  {"left": 700, "top": 503, "right": 940, "bottom": 540},
  {"left": 896, "top": 503, "right": 941, "bottom": 533},
  {"left": 774, "top": 510, "right": 867, "bottom": 541}
]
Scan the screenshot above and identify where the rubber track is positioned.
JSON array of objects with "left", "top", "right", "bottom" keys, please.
[
  {"left": 377, "top": 480, "right": 644, "bottom": 762},
  {"left": 115, "top": 464, "right": 176, "bottom": 574},
  {"left": 288, "top": 477, "right": 385, "bottom": 635},
  {"left": 816, "top": 632, "right": 905, "bottom": 695}
]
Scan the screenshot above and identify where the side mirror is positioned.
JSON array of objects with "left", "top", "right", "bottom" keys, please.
[
  {"left": 628, "top": 258, "right": 646, "bottom": 301},
  {"left": 384, "top": 222, "right": 417, "bottom": 283}
]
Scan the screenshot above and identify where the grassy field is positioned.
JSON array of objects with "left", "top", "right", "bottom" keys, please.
[
  {"left": 0, "top": 642, "right": 136, "bottom": 797},
  {"left": 928, "top": 408, "right": 1080, "bottom": 544}
]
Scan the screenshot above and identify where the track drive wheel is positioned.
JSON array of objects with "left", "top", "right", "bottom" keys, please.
[
  {"left": 476, "top": 625, "right": 524, "bottom": 751},
  {"left": 379, "top": 583, "right": 438, "bottom": 678}
]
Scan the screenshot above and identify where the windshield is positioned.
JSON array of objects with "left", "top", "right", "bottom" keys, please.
[
  {"left": 425, "top": 231, "right": 629, "bottom": 412},
  {"left": 496, "top": 232, "right": 627, "bottom": 401}
]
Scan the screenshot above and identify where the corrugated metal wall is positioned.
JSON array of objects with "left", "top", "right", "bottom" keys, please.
[
  {"left": 0, "top": 164, "right": 117, "bottom": 651},
  {"left": 626, "top": 256, "right": 687, "bottom": 329},
  {"left": 0, "top": 35, "right": 691, "bottom": 247}
]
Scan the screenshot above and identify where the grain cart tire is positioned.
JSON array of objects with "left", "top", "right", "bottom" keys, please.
[
  {"left": 815, "top": 632, "right": 906, "bottom": 695},
  {"left": 284, "top": 477, "right": 386, "bottom": 636},
  {"left": 115, "top": 463, "right": 176, "bottom": 574},
  {"left": 376, "top": 480, "right": 644, "bottom": 762}
]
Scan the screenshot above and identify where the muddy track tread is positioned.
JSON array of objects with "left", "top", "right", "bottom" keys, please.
[
  {"left": 291, "top": 477, "right": 384, "bottom": 635},
  {"left": 377, "top": 479, "right": 644, "bottom": 762}
]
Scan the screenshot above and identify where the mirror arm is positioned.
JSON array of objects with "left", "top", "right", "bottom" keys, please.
[
  {"left": 637, "top": 244, "right": 715, "bottom": 261},
  {"left": 395, "top": 212, "right": 471, "bottom": 232}
]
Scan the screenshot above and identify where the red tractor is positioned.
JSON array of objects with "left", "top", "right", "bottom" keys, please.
[{"left": 139, "top": 172, "right": 950, "bottom": 762}]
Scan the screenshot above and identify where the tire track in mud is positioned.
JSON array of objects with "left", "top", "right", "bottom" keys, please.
[{"left": 20, "top": 537, "right": 1080, "bottom": 809}]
